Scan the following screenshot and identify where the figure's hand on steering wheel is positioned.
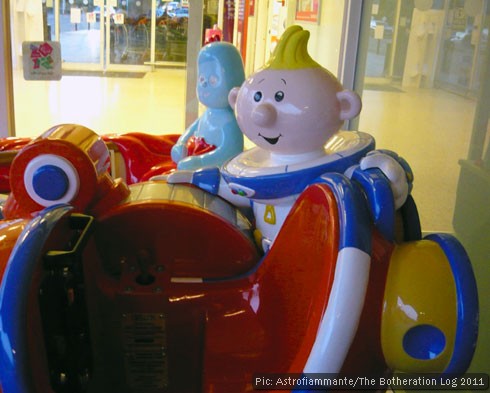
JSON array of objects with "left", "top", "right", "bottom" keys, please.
[
  {"left": 171, "top": 143, "right": 187, "bottom": 164},
  {"left": 360, "top": 150, "right": 413, "bottom": 210},
  {"left": 176, "top": 154, "right": 204, "bottom": 171}
]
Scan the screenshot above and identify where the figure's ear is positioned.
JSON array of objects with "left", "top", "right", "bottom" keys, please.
[
  {"left": 336, "top": 90, "right": 362, "bottom": 121},
  {"left": 228, "top": 87, "right": 240, "bottom": 109}
]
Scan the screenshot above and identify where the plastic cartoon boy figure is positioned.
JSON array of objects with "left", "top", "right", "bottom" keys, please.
[
  {"left": 170, "top": 41, "right": 246, "bottom": 170},
  {"left": 169, "top": 26, "right": 410, "bottom": 251}
]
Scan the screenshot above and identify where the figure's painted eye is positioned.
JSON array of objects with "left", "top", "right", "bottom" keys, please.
[
  {"left": 275, "top": 91, "right": 284, "bottom": 102},
  {"left": 199, "top": 75, "right": 207, "bottom": 87},
  {"left": 209, "top": 75, "right": 219, "bottom": 86},
  {"left": 254, "top": 91, "right": 262, "bottom": 102}
]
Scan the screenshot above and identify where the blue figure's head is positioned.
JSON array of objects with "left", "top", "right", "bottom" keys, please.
[{"left": 197, "top": 42, "right": 245, "bottom": 109}]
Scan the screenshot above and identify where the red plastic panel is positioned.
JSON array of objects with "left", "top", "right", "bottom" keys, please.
[
  {"left": 203, "top": 183, "right": 341, "bottom": 391},
  {"left": 9, "top": 183, "right": 351, "bottom": 392},
  {"left": 103, "top": 133, "right": 179, "bottom": 184},
  {"left": 94, "top": 200, "right": 259, "bottom": 279}
]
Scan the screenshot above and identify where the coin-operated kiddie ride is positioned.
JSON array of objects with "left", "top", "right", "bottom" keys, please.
[{"left": 0, "top": 28, "right": 479, "bottom": 393}]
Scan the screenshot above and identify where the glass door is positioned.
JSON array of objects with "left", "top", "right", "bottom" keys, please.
[
  {"left": 342, "top": 0, "right": 489, "bottom": 374},
  {"left": 42, "top": 0, "right": 203, "bottom": 71},
  {"left": 435, "top": 0, "right": 488, "bottom": 96},
  {"left": 7, "top": 0, "right": 203, "bottom": 136},
  {"left": 108, "top": 0, "right": 155, "bottom": 68},
  {"left": 108, "top": 0, "right": 196, "bottom": 69},
  {"left": 366, "top": 0, "right": 397, "bottom": 79},
  {"left": 47, "top": 0, "right": 106, "bottom": 70}
]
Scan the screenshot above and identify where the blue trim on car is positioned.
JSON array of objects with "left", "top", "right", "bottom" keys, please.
[
  {"left": 313, "top": 173, "right": 371, "bottom": 255},
  {"left": 425, "top": 233, "right": 479, "bottom": 375},
  {"left": 0, "top": 204, "right": 73, "bottom": 393}
]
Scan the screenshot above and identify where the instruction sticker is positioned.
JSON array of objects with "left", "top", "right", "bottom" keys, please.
[{"left": 22, "top": 41, "right": 62, "bottom": 81}]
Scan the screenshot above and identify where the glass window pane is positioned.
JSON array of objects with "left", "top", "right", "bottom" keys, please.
[
  {"left": 355, "top": 0, "right": 488, "bottom": 373},
  {"left": 8, "top": 0, "right": 207, "bottom": 138},
  {"left": 356, "top": 0, "right": 488, "bottom": 234}
]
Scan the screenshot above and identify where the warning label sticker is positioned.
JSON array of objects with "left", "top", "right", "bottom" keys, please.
[{"left": 122, "top": 313, "right": 168, "bottom": 390}]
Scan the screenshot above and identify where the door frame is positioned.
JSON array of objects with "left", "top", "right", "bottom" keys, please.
[
  {"left": 338, "top": 0, "right": 365, "bottom": 131},
  {"left": 0, "top": 0, "right": 15, "bottom": 137},
  {"left": 185, "top": 0, "right": 203, "bottom": 128}
]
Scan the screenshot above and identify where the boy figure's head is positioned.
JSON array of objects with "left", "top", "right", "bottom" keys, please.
[{"left": 229, "top": 25, "right": 362, "bottom": 156}]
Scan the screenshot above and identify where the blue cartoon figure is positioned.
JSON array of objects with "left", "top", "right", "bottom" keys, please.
[
  {"left": 170, "top": 41, "right": 246, "bottom": 170},
  {"left": 169, "top": 26, "right": 411, "bottom": 250}
]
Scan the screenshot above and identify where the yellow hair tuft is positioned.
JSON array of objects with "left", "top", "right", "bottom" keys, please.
[{"left": 265, "top": 25, "right": 321, "bottom": 70}]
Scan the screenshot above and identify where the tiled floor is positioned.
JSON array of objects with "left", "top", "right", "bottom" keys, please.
[
  {"left": 11, "top": 68, "right": 476, "bottom": 233},
  {"left": 358, "top": 84, "right": 475, "bottom": 233}
]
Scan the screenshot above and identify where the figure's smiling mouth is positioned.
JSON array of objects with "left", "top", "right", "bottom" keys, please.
[{"left": 259, "top": 133, "right": 282, "bottom": 145}]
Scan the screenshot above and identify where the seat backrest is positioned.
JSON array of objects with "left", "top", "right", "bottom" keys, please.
[{"left": 95, "top": 182, "right": 260, "bottom": 280}]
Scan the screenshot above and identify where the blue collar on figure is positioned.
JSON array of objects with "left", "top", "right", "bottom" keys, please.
[{"left": 221, "top": 131, "right": 375, "bottom": 200}]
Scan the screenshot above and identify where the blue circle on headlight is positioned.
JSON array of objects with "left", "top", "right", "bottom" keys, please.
[
  {"left": 403, "top": 324, "right": 446, "bottom": 360},
  {"left": 32, "top": 165, "right": 69, "bottom": 201}
]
